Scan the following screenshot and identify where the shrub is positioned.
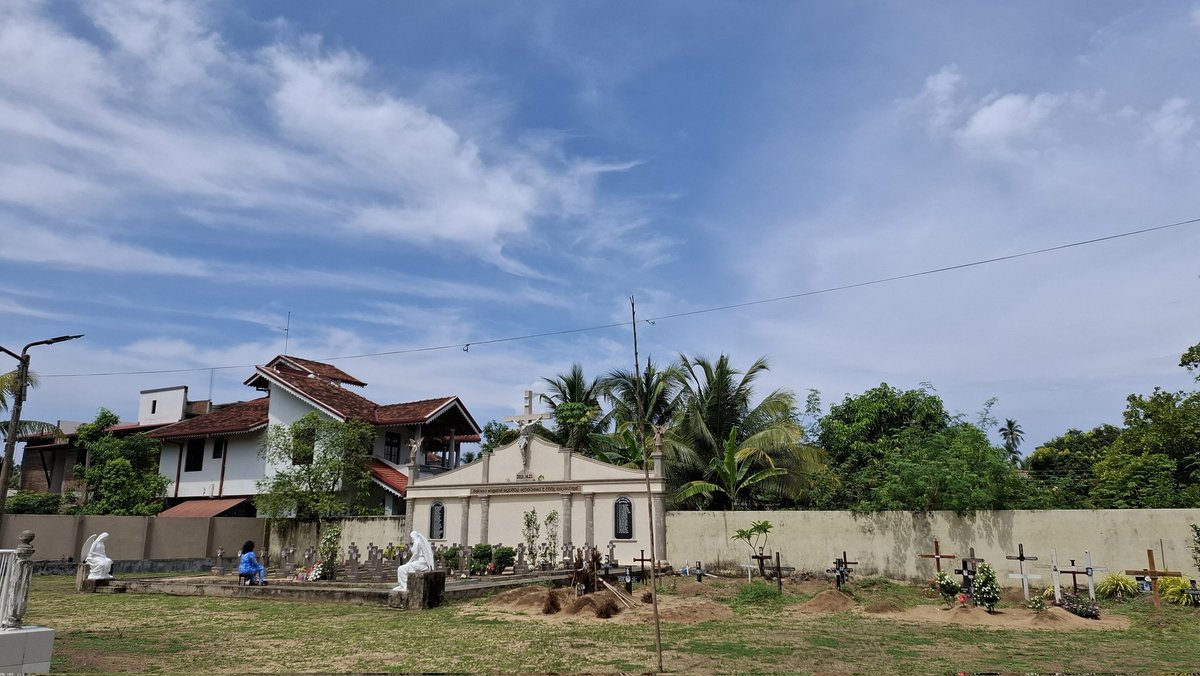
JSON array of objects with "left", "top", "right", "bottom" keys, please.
[
  {"left": 932, "top": 571, "right": 961, "bottom": 604},
  {"left": 1059, "top": 593, "right": 1100, "bottom": 619},
  {"left": 1040, "top": 585, "right": 1057, "bottom": 600},
  {"left": 494, "top": 546, "right": 515, "bottom": 574},
  {"left": 1027, "top": 595, "right": 1047, "bottom": 613},
  {"left": 5, "top": 491, "right": 62, "bottom": 514},
  {"left": 470, "top": 543, "right": 493, "bottom": 575},
  {"left": 1158, "top": 576, "right": 1200, "bottom": 607},
  {"left": 1097, "top": 573, "right": 1139, "bottom": 600},
  {"left": 972, "top": 563, "right": 1001, "bottom": 612},
  {"left": 314, "top": 524, "right": 341, "bottom": 580}
]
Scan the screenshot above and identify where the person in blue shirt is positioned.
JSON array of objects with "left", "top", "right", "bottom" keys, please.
[{"left": 239, "top": 540, "right": 265, "bottom": 585}]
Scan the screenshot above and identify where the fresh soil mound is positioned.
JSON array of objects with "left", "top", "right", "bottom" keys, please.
[
  {"left": 491, "top": 585, "right": 554, "bottom": 608},
  {"left": 863, "top": 600, "right": 903, "bottom": 614},
  {"left": 894, "top": 604, "right": 1129, "bottom": 631},
  {"left": 796, "top": 590, "right": 857, "bottom": 613}
]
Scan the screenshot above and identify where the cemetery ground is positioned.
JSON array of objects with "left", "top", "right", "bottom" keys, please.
[{"left": 31, "top": 573, "right": 1199, "bottom": 673}]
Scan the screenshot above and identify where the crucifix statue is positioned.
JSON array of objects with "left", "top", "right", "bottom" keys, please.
[{"left": 504, "top": 390, "right": 553, "bottom": 474}]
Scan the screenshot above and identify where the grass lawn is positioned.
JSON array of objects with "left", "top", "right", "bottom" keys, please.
[{"left": 28, "top": 574, "right": 1199, "bottom": 673}]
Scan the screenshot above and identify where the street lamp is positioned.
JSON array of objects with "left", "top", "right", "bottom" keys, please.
[{"left": 0, "top": 334, "right": 84, "bottom": 521}]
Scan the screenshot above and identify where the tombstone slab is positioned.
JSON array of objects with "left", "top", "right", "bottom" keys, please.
[{"left": 387, "top": 570, "right": 447, "bottom": 610}]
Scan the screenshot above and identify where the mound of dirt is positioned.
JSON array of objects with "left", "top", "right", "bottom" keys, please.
[
  {"left": 490, "top": 586, "right": 547, "bottom": 607},
  {"left": 893, "top": 604, "right": 1129, "bottom": 631},
  {"left": 863, "top": 600, "right": 903, "bottom": 614},
  {"left": 795, "top": 590, "right": 857, "bottom": 613}
]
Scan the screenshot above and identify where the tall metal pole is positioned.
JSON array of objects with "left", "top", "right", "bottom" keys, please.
[
  {"left": 0, "top": 335, "right": 84, "bottom": 523},
  {"left": 631, "top": 297, "right": 664, "bottom": 672}
]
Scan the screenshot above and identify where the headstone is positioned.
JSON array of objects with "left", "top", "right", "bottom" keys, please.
[
  {"left": 347, "top": 543, "right": 361, "bottom": 582},
  {"left": 282, "top": 544, "right": 297, "bottom": 578},
  {"left": 513, "top": 543, "right": 528, "bottom": 574},
  {"left": 1124, "top": 548, "right": 1181, "bottom": 609},
  {"left": 1005, "top": 543, "right": 1041, "bottom": 601},
  {"left": 458, "top": 545, "right": 470, "bottom": 574},
  {"left": 1056, "top": 551, "right": 1107, "bottom": 601},
  {"left": 919, "top": 538, "right": 957, "bottom": 574},
  {"left": 387, "top": 570, "right": 447, "bottom": 610},
  {"left": 607, "top": 542, "right": 617, "bottom": 566}
]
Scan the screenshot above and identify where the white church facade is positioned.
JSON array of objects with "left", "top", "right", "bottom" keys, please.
[{"left": 405, "top": 434, "right": 667, "bottom": 563}]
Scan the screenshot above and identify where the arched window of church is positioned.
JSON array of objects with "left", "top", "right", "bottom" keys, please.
[
  {"left": 614, "top": 497, "right": 633, "bottom": 540},
  {"left": 430, "top": 501, "right": 445, "bottom": 540}
]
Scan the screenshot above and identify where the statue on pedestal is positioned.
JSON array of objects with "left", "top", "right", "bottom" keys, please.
[
  {"left": 392, "top": 531, "right": 433, "bottom": 593},
  {"left": 81, "top": 532, "right": 114, "bottom": 580}
]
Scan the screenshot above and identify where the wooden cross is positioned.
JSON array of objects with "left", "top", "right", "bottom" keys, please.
[
  {"left": 1058, "top": 551, "right": 1106, "bottom": 601},
  {"left": 751, "top": 547, "right": 774, "bottom": 579},
  {"left": 1125, "top": 549, "right": 1181, "bottom": 609},
  {"left": 826, "top": 551, "right": 858, "bottom": 591},
  {"left": 1006, "top": 543, "right": 1041, "bottom": 601},
  {"left": 634, "top": 549, "right": 654, "bottom": 581},
  {"left": 919, "top": 538, "right": 957, "bottom": 574},
  {"left": 954, "top": 548, "right": 986, "bottom": 598}
]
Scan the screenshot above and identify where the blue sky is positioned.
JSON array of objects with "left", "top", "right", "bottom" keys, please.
[{"left": 3, "top": 0, "right": 1199, "bottom": 457}]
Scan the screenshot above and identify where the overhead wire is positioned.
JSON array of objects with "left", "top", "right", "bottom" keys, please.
[{"left": 39, "top": 214, "right": 1200, "bottom": 379}]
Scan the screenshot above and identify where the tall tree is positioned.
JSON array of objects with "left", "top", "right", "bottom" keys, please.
[
  {"left": 1023, "top": 424, "right": 1119, "bottom": 508},
  {"left": 256, "top": 412, "right": 380, "bottom": 522},
  {"left": 600, "top": 359, "right": 683, "bottom": 440},
  {"left": 541, "top": 364, "right": 606, "bottom": 454},
  {"left": 0, "top": 369, "right": 59, "bottom": 442},
  {"left": 998, "top": 418, "right": 1024, "bottom": 464},
  {"left": 671, "top": 354, "right": 824, "bottom": 509},
  {"left": 74, "top": 409, "right": 168, "bottom": 515},
  {"left": 675, "top": 427, "right": 789, "bottom": 509}
]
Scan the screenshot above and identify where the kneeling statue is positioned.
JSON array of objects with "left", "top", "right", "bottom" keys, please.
[
  {"left": 82, "top": 532, "right": 114, "bottom": 581},
  {"left": 393, "top": 531, "right": 433, "bottom": 592}
]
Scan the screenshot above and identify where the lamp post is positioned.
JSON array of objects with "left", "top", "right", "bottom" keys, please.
[{"left": 0, "top": 335, "right": 84, "bottom": 521}]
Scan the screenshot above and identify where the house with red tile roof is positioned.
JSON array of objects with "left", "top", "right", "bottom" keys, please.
[{"left": 147, "top": 355, "right": 481, "bottom": 517}]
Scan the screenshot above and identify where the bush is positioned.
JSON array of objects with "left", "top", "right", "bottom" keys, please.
[
  {"left": 972, "top": 563, "right": 1001, "bottom": 612},
  {"left": 470, "top": 543, "right": 493, "bottom": 575},
  {"left": 1158, "top": 576, "right": 1200, "bottom": 607},
  {"left": 932, "top": 571, "right": 960, "bottom": 604},
  {"left": 1059, "top": 593, "right": 1100, "bottom": 619},
  {"left": 315, "top": 524, "right": 341, "bottom": 580},
  {"left": 5, "top": 491, "right": 62, "bottom": 514},
  {"left": 494, "top": 546, "right": 515, "bottom": 574},
  {"left": 1027, "top": 595, "right": 1047, "bottom": 613},
  {"left": 1097, "top": 573, "right": 1139, "bottom": 600}
]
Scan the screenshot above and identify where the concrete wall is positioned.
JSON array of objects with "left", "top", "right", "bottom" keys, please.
[
  {"left": 666, "top": 509, "right": 1200, "bottom": 584},
  {"left": 0, "top": 515, "right": 264, "bottom": 562},
  {"left": 267, "top": 516, "right": 409, "bottom": 559}
]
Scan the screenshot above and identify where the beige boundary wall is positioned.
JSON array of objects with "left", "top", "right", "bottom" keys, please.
[
  {"left": 666, "top": 509, "right": 1200, "bottom": 584},
  {"left": 268, "top": 516, "right": 410, "bottom": 558},
  {"left": 0, "top": 514, "right": 264, "bottom": 562}
]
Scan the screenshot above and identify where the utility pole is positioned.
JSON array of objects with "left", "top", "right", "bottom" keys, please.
[
  {"left": 0, "top": 335, "right": 84, "bottom": 522},
  {"left": 631, "top": 297, "right": 664, "bottom": 672}
]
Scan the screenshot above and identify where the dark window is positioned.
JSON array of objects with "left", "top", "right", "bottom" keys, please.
[
  {"left": 430, "top": 501, "right": 445, "bottom": 540},
  {"left": 184, "top": 439, "right": 204, "bottom": 472},
  {"left": 614, "top": 497, "right": 633, "bottom": 540},
  {"left": 212, "top": 438, "right": 227, "bottom": 460},
  {"left": 150, "top": 399, "right": 157, "bottom": 415},
  {"left": 384, "top": 432, "right": 403, "bottom": 464}
]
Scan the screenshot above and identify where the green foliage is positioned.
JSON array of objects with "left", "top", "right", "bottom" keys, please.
[
  {"left": 1023, "top": 425, "right": 1119, "bottom": 508},
  {"left": 1190, "top": 523, "right": 1200, "bottom": 574},
  {"left": 255, "top": 412, "right": 380, "bottom": 523},
  {"left": 732, "top": 580, "right": 783, "bottom": 607},
  {"left": 470, "top": 543, "right": 493, "bottom": 575},
  {"left": 541, "top": 364, "right": 607, "bottom": 454},
  {"left": 1096, "top": 573, "right": 1139, "bottom": 600},
  {"left": 315, "top": 524, "right": 341, "bottom": 580},
  {"left": 480, "top": 420, "right": 519, "bottom": 454},
  {"left": 731, "top": 520, "right": 772, "bottom": 556},
  {"left": 676, "top": 427, "right": 790, "bottom": 509},
  {"left": 998, "top": 418, "right": 1023, "bottom": 464},
  {"left": 543, "top": 510, "right": 559, "bottom": 567},
  {"left": 437, "top": 544, "right": 460, "bottom": 569},
  {"left": 1159, "top": 576, "right": 1200, "bottom": 607},
  {"left": 522, "top": 508, "right": 540, "bottom": 565},
  {"left": 1026, "top": 595, "right": 1047, "bottom": 613},
  {"left": 932, "top": 570, "right": 960, "bottom": 604},
  {"left": 5, "top": 490, "right": 62, "bottom": 514},
  {"left": 74, "top": 408, "right": 167, "bottom": 515},
  {"left": 972, "top": 563, "right": 1001, "bottom": 612},
  {"left": 600, "top": 360, "right": 683, "bottom": 444},
  {"left": 494, "top": 546, "right": 515, "bottom": 573},
  {"left": 1091, "top": 450, "right": 1179, "bottom": 508},
  {"left": 1181, "top": 341, "right": 1200, "bottom": 380}
]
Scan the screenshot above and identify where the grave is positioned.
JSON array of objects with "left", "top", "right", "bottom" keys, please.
[
  {"left": 918, "top": 538, "right": 956, "bottom": 574},
  {"left": 1056, "top": 551, "right": 1106, "bottom": 601},
  {"left": 826, "top": 552, "right": 857, "bottom": 591},
  {"left": 953, "top": 548, "right": 986, "bottom": 602},
  {"left": 1124, "top": 549, "right": 1180, "bottom": 609},
  {"left": 1005, "top": 543, "right": 1041, "bottom": 601}
]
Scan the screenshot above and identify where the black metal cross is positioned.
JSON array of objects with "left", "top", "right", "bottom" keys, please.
[
  {"left": 826, "top": 551, "right": 858, "bottom": 591},
  {"left": 634, "top": 549, "right": 654, "bottom": 582},
  {"left": 954, "top": 547, "right": 985, "bottom": 598},
  {"left": 751, "top": 547, "right": 774, "bottom": 579}
]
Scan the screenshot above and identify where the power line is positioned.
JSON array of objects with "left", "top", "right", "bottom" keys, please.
[{"left": 40, "top": 214, "right": 1200, "bottom": 379}]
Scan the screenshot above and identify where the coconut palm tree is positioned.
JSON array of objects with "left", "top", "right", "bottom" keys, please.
[
  {"left": 0, "top": 369, "right": 58, "bottom": 442},
  {"left": 675, "top": 427, "right": 789, "bottom": 509},
  {"left": 670, "top": 354, "right": 826, "bottom": 509},
  {"left": 999, "top": 418, "right": 1024, "bottom": 464},
  {"left": 600, "top": 359, "right": 683, "bottom": 441},
  {"left": 540, "top": 364, "right": 606, "bottom": 454}
]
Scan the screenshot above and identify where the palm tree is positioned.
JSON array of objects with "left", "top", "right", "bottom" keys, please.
[
  {"left": 999, "top": 418, "right": 1024, "bottom": 464},
  {"left": 675, "top": 428, "right": 789, "bottom": 509},
  {"left": 600, "top": 359, "right": 683, "bottom": 442},
  {"left": 0, "top": 369, "right": 58, "bottom": 442},
  {"left": 670, "top": 354, "right": 825, "bottom": 509},
  {"left": 540, "top": 364, "right": 606, "bottom": 454}
]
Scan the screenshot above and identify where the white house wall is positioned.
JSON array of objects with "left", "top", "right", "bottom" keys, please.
[
  {"left": 163, "top": 433, "right": 267, "bottom": 498},
  {"left": 138, "top": 386, "right": 188, "bottom": 425},
  {"left": 220, "top": 433, "right": 267, "bottom": 496}
]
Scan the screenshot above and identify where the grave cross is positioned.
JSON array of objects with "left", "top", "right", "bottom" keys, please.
[
  {"left": 919, "top": 538, "right": 957, "bottom": 574},
  {"left": 634, "top": 549, "right": 654, "bottom": 582},
  {"left": 513, "top": 543, "right": 528, "bottom": 574},
  {"left": 347, "top": 543, "right": 360, "bottom": 582},
  {"left": 826, "top": 551, "right": 858, "bottom": 591},
  {"left": 607, "top": 542, "right": 618, "bottom": 566},
  {"left": 953, "top": 548, "right": 986, "bottom": 599},
  {"left": 1058, "top": 551, "right": 1106, "bottom": 601},
  {"left": 1124, "top": 549, "right": 1181, "bottom": 609},
  {"left": 751, "top": 547, "right": 774, "bottom": 579},
  {"left": 1184, "top": 580, "right": 1200, "bottom": 605},
  {"left": 1005, "top": 543, "right": 1041, "bottom": 601}
]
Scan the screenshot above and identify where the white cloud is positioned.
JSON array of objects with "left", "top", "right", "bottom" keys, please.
[
  {"left": 1141, "top": 98, "right": 1195, "bottom": 158},
  {"left": 954, "top": 93, "right": 1064, "bottom": 160}
]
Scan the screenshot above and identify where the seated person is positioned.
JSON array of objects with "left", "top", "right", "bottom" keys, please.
[{"left": 238, "top": 540, "right": 265, "bottom": 585}]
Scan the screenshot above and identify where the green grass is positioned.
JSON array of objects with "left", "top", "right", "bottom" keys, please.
[{"left": 27, "top": 574, "right": 1200, "bottom": 673}]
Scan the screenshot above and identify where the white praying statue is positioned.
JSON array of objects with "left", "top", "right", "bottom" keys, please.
[
  {"left": 392, "top": 531, "right": 434, "bottom": 593},
  {"left": 81, "top": 532, "right": 114, "bottom": 581}
]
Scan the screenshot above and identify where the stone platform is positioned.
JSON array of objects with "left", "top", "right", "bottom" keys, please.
[{"left": 0, "top": 626, "right": 54, "bottom": 673}]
